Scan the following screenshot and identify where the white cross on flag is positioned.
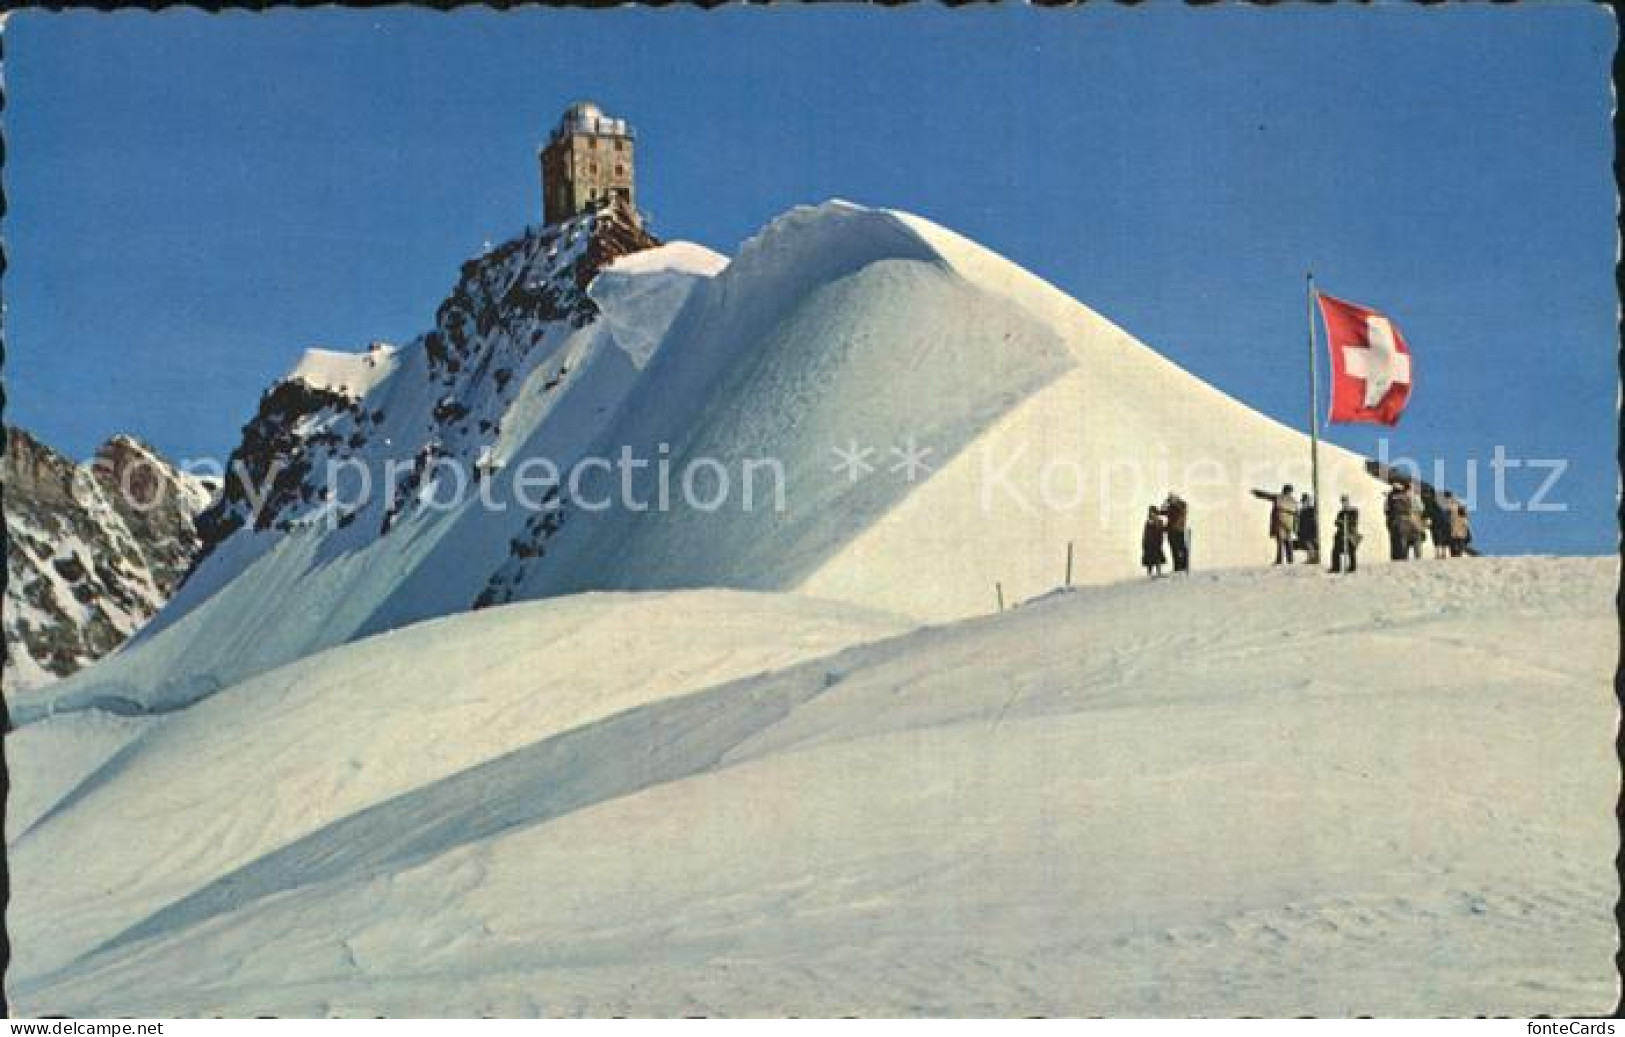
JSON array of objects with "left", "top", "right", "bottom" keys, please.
[{"left": 1317, "top": 291, "right": 1414, "bottom": 426}]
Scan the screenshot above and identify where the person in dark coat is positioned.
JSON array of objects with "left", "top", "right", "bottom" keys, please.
[
  {"left": 1427, "top": 491, "right": 1452, "bottom": 559},
  {"left": 1384, "top": 482, "right": 1412, "bottom": 561},
  {"left": 1159, "top": 492, "right": 1190, "bottom": 574},
  {"left": 1141, "top": 506, "right": 1167, "bottom": 577},
  {"left": 1296, "top": 493, "right": 1320, "bottom": 565},
  {"left": 1447, "top": 493, "right": 1472, "bottom": 557},
  {"left": 1331, "top": 494, "right": 1361, "bottom": 574}
]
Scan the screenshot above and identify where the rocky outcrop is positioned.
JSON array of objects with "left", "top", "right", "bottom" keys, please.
[
  {"left": 4, "top": 428, "right": 216, "bottom": 692},
  {"left": 191, "top": 202, "right": 661, "bottom": 565}
]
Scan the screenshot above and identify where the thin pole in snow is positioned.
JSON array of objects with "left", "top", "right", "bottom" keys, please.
[
  {"left": 1064, "top": 541, "right": 1074, "bottom": 588},
  {"left": 1307, "top": 272, "right": 1323, "bottom": 565},
  {"left": 996, "top": 582, "right": 1005, "bottom": 613}
]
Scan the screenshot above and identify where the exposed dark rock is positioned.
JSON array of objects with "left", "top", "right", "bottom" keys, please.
[{"left": 4, "top": 426, "right": 214, "bottom": 691}]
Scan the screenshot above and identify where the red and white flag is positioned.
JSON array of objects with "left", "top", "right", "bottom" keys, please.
[{"left": 1317, "top": 291, "right": 1414, "bottom": 426}]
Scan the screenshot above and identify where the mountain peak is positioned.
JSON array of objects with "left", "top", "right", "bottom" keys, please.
[
  {"left": 171, "top": 201, "right": 707, "bottom": 627},
  {"left": 3, "top": 427, "right": 212, "bottom": 693}
]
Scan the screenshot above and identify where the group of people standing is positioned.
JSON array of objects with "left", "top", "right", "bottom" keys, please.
[
  {"left": 1248, "top": 485, "right": 1362, "bottom": 573},
  {"left": 1140, "top": 493, "right": 1190, "bottom": 577},
  {"left": 1138, "top": 479, "right": 1475, "bottom": 579},
  {"left": 1384, "top": 481, "right": 1473, "bottom": 561}
]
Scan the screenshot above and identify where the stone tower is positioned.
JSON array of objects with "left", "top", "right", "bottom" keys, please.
[{"left": 539, "top": 101, "right": 638, "bottom": 228}]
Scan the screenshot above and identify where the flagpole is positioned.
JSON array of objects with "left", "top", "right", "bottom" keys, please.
[{"left": 1307, "top": 271, "right": 1323, "bottom": 563}]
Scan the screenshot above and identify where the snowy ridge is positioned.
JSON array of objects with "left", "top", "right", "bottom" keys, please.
[
  {"left": 505, "top": 200, "right": 1395, "bottom": 617},
  {"left": 604, "top": 241, "right": 729, "bottom": 279},
  {"left": 480, "top": 199, "right": 1076, "bottom": 607},
  {"left": 23, "top": 199, "right": 1394, "bottom": 720},
  {"left": 7, "top": 558, "right": 1616, "bottom": 1015},
  {"left": 287, "top": 343, "right": 400, "bottom": 400}
]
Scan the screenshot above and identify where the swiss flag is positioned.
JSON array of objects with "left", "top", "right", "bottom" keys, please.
[{"left": 1317, "top": 291, "right": 1414, "bottom": 426}]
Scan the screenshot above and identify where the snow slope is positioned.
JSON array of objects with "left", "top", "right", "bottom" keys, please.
[
  {"left": 8, "top": 557, "right": 1616, "bottom": 1016},
  {"left": 6, "top": 590, "right": 908, "bottom": 986},
  {"left": 18, "top": 200, "right": 1394, "bottom": 721},
  {"left": 794, "top": 211, "right": 1387, "bottom": 617},
  {"left": 287, "top": 343, "right": 401, "bottom": 399},
  {"left": 506, "top": 201, "right": 1392, "bottom": 617}
]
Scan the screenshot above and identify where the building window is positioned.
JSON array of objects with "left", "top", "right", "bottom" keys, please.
[
  {"left": 615, "top": 140, "right": 625, "bottom": 152},
  {"left": 589, "top": 138, "right": 598, "bottom": 150},
  {"left": 615, "top": 164, "right": 624, "bottom": 176}
]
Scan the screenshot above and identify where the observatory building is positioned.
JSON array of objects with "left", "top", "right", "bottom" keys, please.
[{"left": 539, "top": 101, "right": 638, "bottom": 228}]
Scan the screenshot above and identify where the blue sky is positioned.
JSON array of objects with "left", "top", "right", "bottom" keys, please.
[{"left": 4, "top": 6, "right": 1616, "bottom": 553}]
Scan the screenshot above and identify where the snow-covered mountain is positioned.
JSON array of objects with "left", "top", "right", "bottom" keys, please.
[
  {"left": 16, "top": 200, "right": 1396, "bottom": 720},
  {"left": 3, "top": 428, "right": 215, "bottom": 694},
  {"left": 8, "top": 558, "right": 1616, "bottom": 1015},
  {"left": 6, "top": 199, "right": 1613, "bottom": 1017}
]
